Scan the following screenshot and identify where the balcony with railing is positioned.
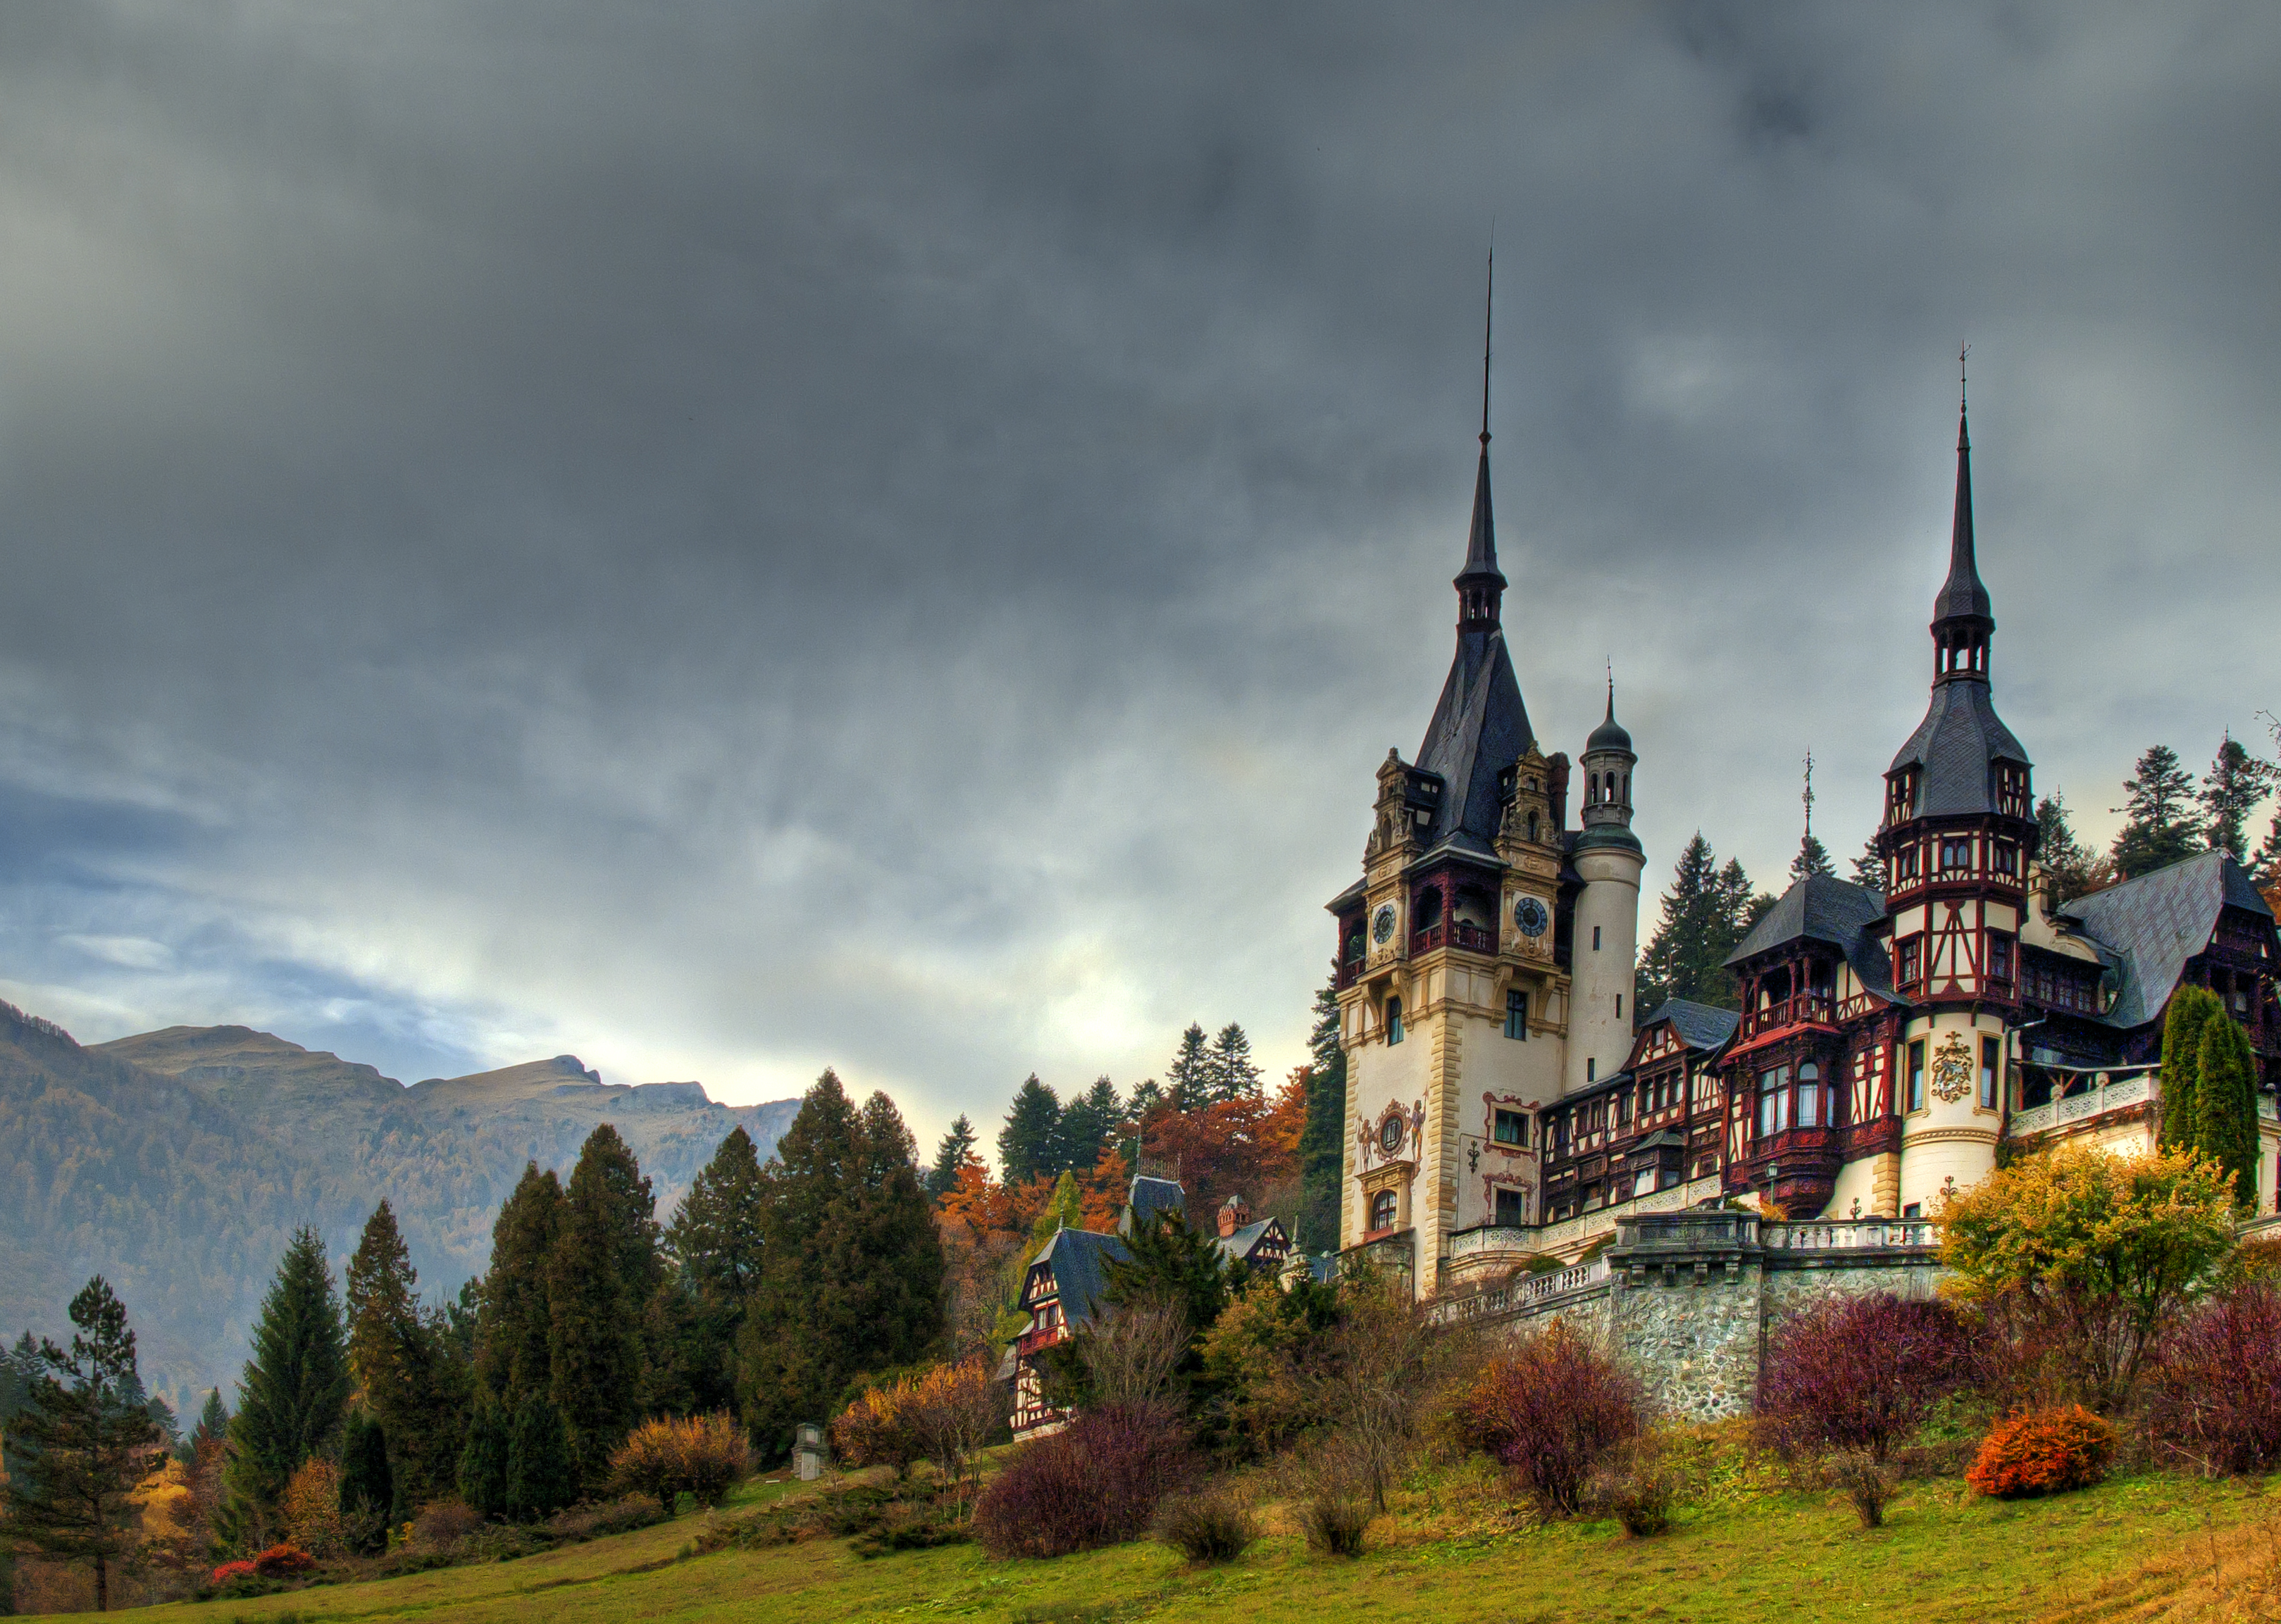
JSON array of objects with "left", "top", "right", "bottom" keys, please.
[
  {"left": 2005, "top": 1072, "right": 2155, "bottom": 1140},
  {"left": 1739, "top": 993, "right": 1836, "bottom": 1042},
  {"left": 1014, "top": 1323, "right": 1066, "bottom": 1358}
]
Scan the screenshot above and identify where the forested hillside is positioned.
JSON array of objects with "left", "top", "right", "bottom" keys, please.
[{"left": 0, "top": 1002, "right": 795, "bottom": 1408}]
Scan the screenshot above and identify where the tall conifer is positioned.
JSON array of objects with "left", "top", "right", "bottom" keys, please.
[
  {"left": 338, "top": 1409, "right": 393, "bottom": 1550},
  {"left": 2035, "top": 792, "right": 2099, "bottom": 906},
  {"left": 227, "top": 1228, "right": 349, "bottom": 1520},
  {"left": 925, "top": 1114, "right": 979, "bottom": 1194},
  {"left": 505, "top": 1391, "right": 575, "bottom": 1518},
  {"left": 456, "top": 1398, "right": 511, "bottom": 1518},
  {"left": 1165, "top": 1024, "right": 1214, "bottom": 1110},
  {"left": 475, "top": 1164, "right": 563, "bottom": 1404},
  {"left": 996, "top": 1075, "right": 1064, "bottom": 1182},
  {"left": 2111, "top": 745, "right": 2201, "bottom": 877},
  {"left": 2194, "top": 1013, "right": 2260, "bottom": 1208},
  {"left": 1297, "top": 981, "right": 1347, "bottom": 1251},
  {"left": 2159, "top": 985, "right": 2222, "bottom": 1151},
  {"left": 1, "top": 1278, "right": 166, "bottom": 1613},
  {"left": 548, "top": 1125, "right": 652, "bottom": 1483},
  {"left": 659, "top": 1126, "right": 768, "bottom": 1415},
  {"left": 1208, "top": 1025, "right": 1262, "bottom": 1103},
  {"left": 2197, "top": 733, "right": 2276, "bottom": 861}
]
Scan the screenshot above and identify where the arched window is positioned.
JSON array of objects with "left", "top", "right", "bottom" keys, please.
[
  {"left": 1796, "top": 1061, "right": 1822, "bottom": 1128},
  {"left": 1368, "top": 1189, "right": 1398, "bottom": 1232}
]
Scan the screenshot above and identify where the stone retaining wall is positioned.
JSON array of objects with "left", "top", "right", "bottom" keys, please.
[{"left": 1438, "top": 1211, "right": 1948, "bottom": 1421}]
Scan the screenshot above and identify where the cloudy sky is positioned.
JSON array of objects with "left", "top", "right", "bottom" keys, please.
[{"left": 1, "top": 2, "right": 2275, "bottom": 1149}]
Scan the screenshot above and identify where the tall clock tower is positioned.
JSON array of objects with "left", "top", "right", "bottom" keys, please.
[{"left": 1328, "top": 374, "right": 1641, "bottom": 1295}]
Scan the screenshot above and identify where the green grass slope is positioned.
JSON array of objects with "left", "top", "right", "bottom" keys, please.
[{"left": 27, "top": 1466, "right": 2273, "bottom": 1623}]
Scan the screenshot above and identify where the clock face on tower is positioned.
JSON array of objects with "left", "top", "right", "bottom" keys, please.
[
  {"left": 1513, "top": 895, "right": 1550, "bottom": 939},
  {"left": 1371, "top": 902, "right": 1398, "bottom": 945}
]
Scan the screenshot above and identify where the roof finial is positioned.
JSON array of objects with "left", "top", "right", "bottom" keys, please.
[
  {"left": 1958, "top": 341, "right": 1970, "bottom": 448},
  {"left": 1802, "top": 749, "right": 1815, "bottom": 847},
  {"left": 1605, "top": 658, "right": 1614, "bottom": 720},
  {"left": 1480, "top": 231, "right": 1493, "bottom": 449}
]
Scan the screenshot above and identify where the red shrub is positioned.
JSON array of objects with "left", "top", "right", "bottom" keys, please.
[
  {"left": 251, "top": 1542, "right": 319, "bottom": 1576},
  {"left": 1966, "top": 1406, "right": 2116, "bottom": 1498},
  {"left": 1447, "top": 1323, "right": 1646, "bottom": 1516},
  {"left": 973, "top": 1402, "right": 1200, "bottom": 1560},
  {"left": 209, "top": 1560, "right": 259, "bottom": 1585},
  {"left": 2148, "top": 1280, "right": 2281, "bottom": 1475},
  {"left": 1757, "top": 1292, "right": 1979, "bottom": 1461}
]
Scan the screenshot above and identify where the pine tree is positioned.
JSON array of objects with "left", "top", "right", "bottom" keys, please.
[
  {"left": 738, "top": 1073, "right": 946, "bottom": 1458},
  {"left": 228, "top": 1228, "right": 349, "bottom": 1521},
  {"left": 345, "top": 1200, "right": 465, "bottom": 1510},
  {"left": 548, "top": 1125, "right": 653, "bottom": 1485},
  {"left": 996, "top": 1075, "right": 1064, "bottom": 1182},
  {"left": 1636, "top": 835, "right": 1758, "bottom": 1011},
  {"left": 925, "top": 1114, "right": 979, "bottom": 1194},
  {"left": 476, "top": 1163, "right": 564, "bottom": 1404},
  {"left": 338, "top": 1408, "right": 393, "bottom": 1551},
  {"left": 1165, "top": 1024, "right": 1214, "bottom": 1110},
  {"left": 2035, "top": 791, "right": 2099, "bottom": 906},
  {"left": 1056, "top": 1079, "right": 1121, "bottom": 1175},
  {"left": 2194, "top": 1012, "right": 2261, "bottom": 1210},
  {"left": 187, "top": 1388, "right": 229, "bottom": 1463},
  {"left": 1789, "top": 833, "right": 1835, "bottom": 882},
  {"left": 505, "top": 1390, "right": 576, "bottom": 1520},
  {"left": 659, "top": 1126, "right": 768, "bottom": 1415},
  {"left": 1126, "top": 1078, "right": 1164, "bottom": 1117},
  {"left": 2256, "top": 808, "right": 2281, "bottom": 887},
  {"left": 1, "top": 1278, "right": 167, "bottom": 1612},
  {"left": 1297, "top": 980, "right": 1347, "bottom": 1253},
  {"left": 2111, "top": 745, "right": 2201, "bottom": 877},
  {"left": 2159, "top": 985, "right": 2223, "bottom": 1151},
  {"left": 2198, "top": 733, "right": 2277, "bottom": 862},
  {"left": 1207, "top": 1025, "right": 1262, "bottom": 1103},
  {"left": 457, "top": 1397, "right": 511, "bottom": 1518},
  {"left": 1848, "top": 839, "right": 1887, "bottom": 892}
]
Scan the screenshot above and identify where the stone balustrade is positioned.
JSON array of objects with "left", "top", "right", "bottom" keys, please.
[{"left": 2006, "top": 1072, "right": 2156, "bottom": 1140}]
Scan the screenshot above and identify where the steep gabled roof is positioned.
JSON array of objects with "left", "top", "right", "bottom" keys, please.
[
  {"left": 1643, "top": 999, "right": 1741, "bottom": 1053},
  {"left": 2057, "top": 850, "right": 2274, "bottom": 1029},
  {"left": 1120, "top": 1175, "right": 1187, "bottom": 1235},
  {"left": 1026, "top": 1228, "right": 1129, "bottom": 1328},
  {"left": 1214, "top": 1216, "right": 1287, "bottom": 1270}
]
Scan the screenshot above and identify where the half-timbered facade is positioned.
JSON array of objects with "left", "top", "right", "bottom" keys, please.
[{"left": 1338, "top": 393, "right": 2281, "bottom": 1296}]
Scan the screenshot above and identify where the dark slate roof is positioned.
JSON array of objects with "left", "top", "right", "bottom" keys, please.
[
  {"left": 1028, "top": 1228, "right": 1129, "bottom": 1328},
  {"left": 1455, "top": 443, "right": 1505, "bottom": 589},
  {"left": 1121, "top": 1175, "right": 1187, "bottom": 1235},
  {"left": 1214, "top": 1218, "right": 1279, "bottom": 1267},
  {"left": 1728, "top": 873, "right": 1886, "bottom": 966},
  {"left": 1586, "top": 684, "right": 1631, "bottom": 754},
  {"left": 2057, "top": 851, "right": 2274, "bottom": 1030},
  {"left": 1416, "top": 628, "right": 1532, "bottom": 856},
  {"left": 1886, "top": 677, "right": 2030, "bottom": 817},
  {"left": 1645, "top": 999, "right": 1741, "bottom": 1052}
]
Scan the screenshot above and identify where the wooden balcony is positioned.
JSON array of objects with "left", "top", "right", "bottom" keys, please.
[
  {"left": 1739, "top": 993, "right": 1836, "bottom": 1041},
  {"left": 1014, "top": 1324, "right": 1066, "bottom": 1358}
]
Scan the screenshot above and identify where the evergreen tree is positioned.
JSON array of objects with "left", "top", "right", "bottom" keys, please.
[
  {"left": 456, "top": 1397, "right": 511, "bottom": 1518},
  {"left": 2036, "top": 791, "right": 2099, "bottom": 907},
  {"left": 1297, "top": 981, "right": 1347, "bottom": 1253},
  {"left": 1636, "top": 835, "right": 1759, "bottom": 1011},
  {"left": 738, "top": 1073, "right": 946, "bottom": 1458},
  {"left": 2256, "top": 807, "right": 2281, "bottom": 888},
  {"left": 1097, "top": 1208, "right": 1230, "bottom": 1418},
  {"left": 2111, "top": 744, "right": 2201, "bottom": 877},
  {"left": 475, "top": 1163, "right": 564, "bottom": 1404},
  {"left": 337, "top": 1408, "right": 393, "bottom": 1551},
  {"left": 548, "top": 1125, "right": 654, "bottom": 1485},
  {"left": 2198, "top": 732, "right": 2277, "bottom": 862},
  {"left": 504, "top": 1390, "right": 576, "bottom": 1519},
  {"left": 1, "top": 1278, "right": 167, "bottom": 1613},
  {"left": 1848, "top": 839, "right": 1887, "bottom": 892},
  {"left": 996, "top": 1075, "right": 1064, "bottom": 1182},
  {"left": 659, "top": 1126, "right": 768, "bottom": 1415},
  {"left": 1165, "top": 1024, "right": 1214, "bottom": 1110},
  {"left": 2194, "top": 1012, "right": 2261, "bottom": 1210},
  {"left": 925, "top": 1114, "right": 979, "bottom": 1194},
  {"left": 2159, "top": 985, "right": 2222, "bottom": 1152},
  {"left": 1056, "top": 1079, "right": 1121, "bottom": 1175},
  {"left": 1789, "top": 833, "right": 1835, "bottom": 882},
  {"left": 1126, "top": 1078, "right": 1164, "bottom": 1117},
  {"left": 227, "top": 1228, "right": 349, "bottom": 1520},
  {"left": 345, "top": 1199, "right": 465, "bottom": 1510},
  {"left": 1207, "top": 1025, "right": 1262, "bottom": 1103},
  {"left": 184, "top": 1387, "right": 229, "bottom": 1468}
]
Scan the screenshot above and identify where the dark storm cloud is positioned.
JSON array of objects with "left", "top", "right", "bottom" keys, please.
[{"left": 0, "top": 3, "right": 2275, "bottom": 1135}]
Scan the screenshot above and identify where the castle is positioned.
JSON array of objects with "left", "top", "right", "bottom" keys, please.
[{"left": 1333, "top": 385, "right": 2281, "bottom": 1299}]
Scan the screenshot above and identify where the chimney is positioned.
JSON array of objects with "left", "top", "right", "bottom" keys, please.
[{"left": 1218, "top": 1194, "right": 1250, "bottom": 1238}]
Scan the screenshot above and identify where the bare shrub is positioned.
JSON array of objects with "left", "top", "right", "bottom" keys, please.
[
  {"left": 1586, "top": 1445, "right": 1674, "bottom": 1537},
  {"left": 1083, "top": 1300, "right": 1191, "bottom": 1408},
  {"left": 407, "top": 1497, "right": 484, "bottom": 1551},
  {"left": 1155, "top": 1487, "right": 1260, "bottom": 1565},
  {"left": 607, "top": 1413, "right": 752, "bottom": 1507},
  {"left": 902, "top": 1357, "right": 1011, "bottom": 1491},
  {"left": 1448, "top": 1321, "right": 1646, "bottom": 1517},
  {"left": 972, "top": 1401, "right": 1200, "bottom": 1560},
  {"left": 2148, "top": 1280, "right": 2281, "bottom": 1476},
  {"left": 1300, "top": 1494, "right": 1371, "bottom": 1558},
  {"left": 1825, "top": 1451, "right": 1895, "bottom": 1528},
  {"left": 545, "top": 1493, "right": 666, "bottom": 1541},
  {"left": 1756, "top": 1292, "right": 1980, "bottom": 1462},
  {"left": 1305, "top": 1268, "right": 1471, "bottom": 1512}
]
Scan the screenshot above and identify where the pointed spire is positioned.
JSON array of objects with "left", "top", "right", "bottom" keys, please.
[
  {"left": 1455, "top": 247, "right": 1505, "bottom": 624},
  {"left": 1586, "top": 665, "right": 1631, "bottom": 754},
  {"left": 1934, "top": 344, "right": 1991, "bottom": 628}
]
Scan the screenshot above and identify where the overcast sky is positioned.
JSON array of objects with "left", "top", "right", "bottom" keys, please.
[{"left": 1, "top": 2, "right": 2275, "bottom": 1151}]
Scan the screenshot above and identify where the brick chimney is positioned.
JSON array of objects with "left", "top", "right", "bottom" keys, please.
[{"left": 1217, "top": 1194, "right": 1250, "bottom": 1238}]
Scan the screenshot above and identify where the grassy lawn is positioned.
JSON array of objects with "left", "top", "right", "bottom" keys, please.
[{"left": 29, "top": 1465, "right": 2273, "bottom": 1624}]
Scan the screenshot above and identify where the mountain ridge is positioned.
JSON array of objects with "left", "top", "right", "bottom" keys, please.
[{"left": 1, "top": 1001, "right": 798, "bottom": 1408}]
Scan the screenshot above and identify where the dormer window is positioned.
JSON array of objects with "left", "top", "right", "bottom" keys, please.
[{"left": 1887, "top": 770, "right": 1919, "bottom": 825}]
